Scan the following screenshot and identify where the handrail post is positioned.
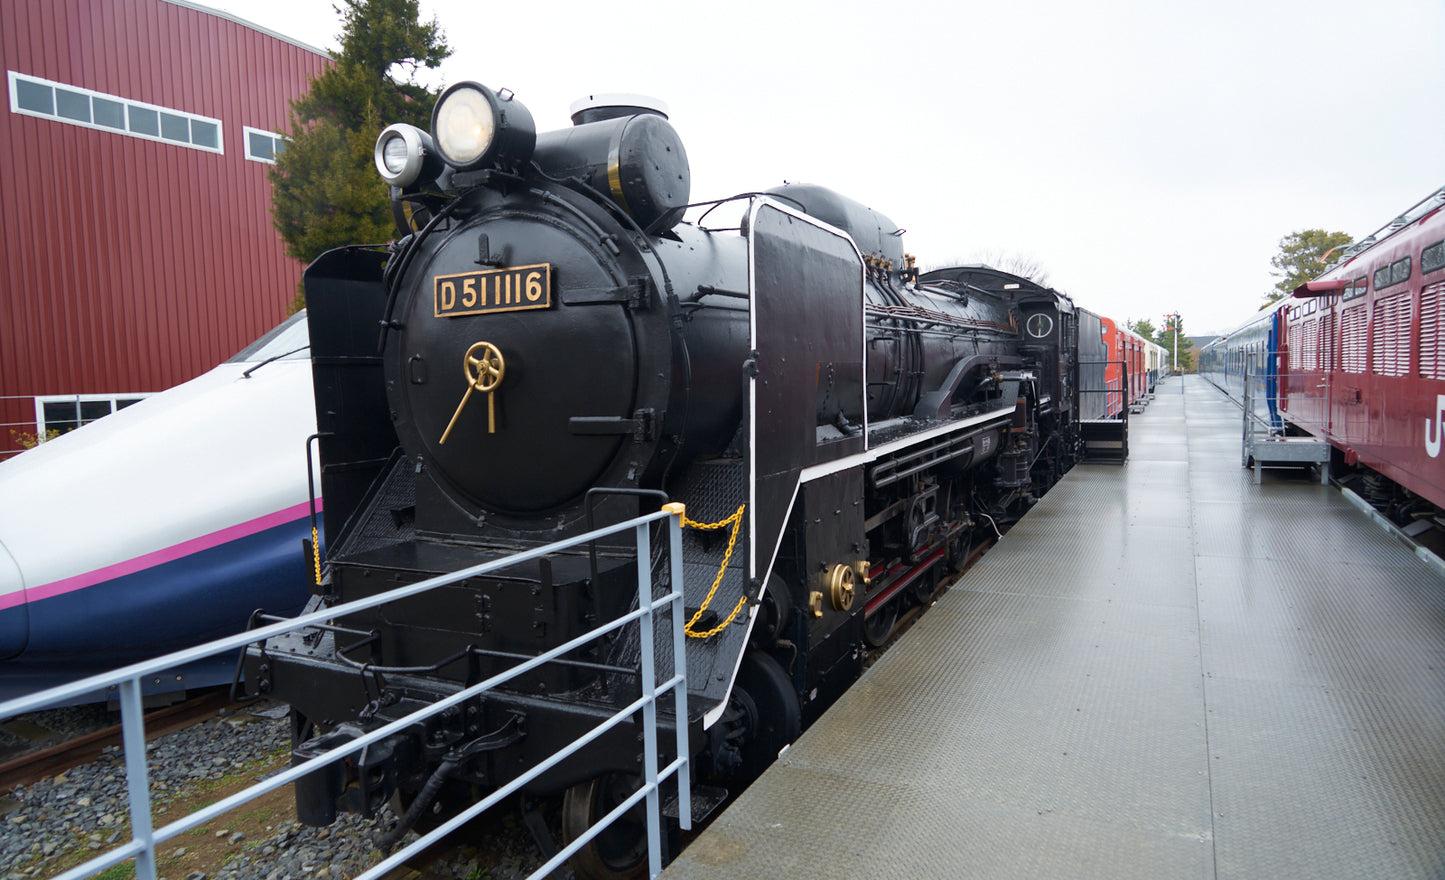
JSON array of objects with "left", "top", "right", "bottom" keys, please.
[
  {"left": 666, "top": 504, "right": 692, "bottom": 831},
  {"left": 1242, "top": 353, "right": 1252, "bottom": 468},
  {"left": 634, "top": 520, "right": 663, "bottom": 879},
  {"left": 119, "top": 677, "right": 158, "bottom": 880}
]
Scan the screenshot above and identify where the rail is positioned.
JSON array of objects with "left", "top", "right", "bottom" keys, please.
[
  {"left": 1077, "top": 359, "right": 1130, "bottom": 462},
  {"left": 0, "top": 505, "right": 693, "bottom": 880},
  {"left": 1241, "top": 351, "right": 1328, "bottom": 484}
]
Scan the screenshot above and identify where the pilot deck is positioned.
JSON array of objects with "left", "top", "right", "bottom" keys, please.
[{"left": 664, "top": 375, "right": 1445, "bottom": 879}]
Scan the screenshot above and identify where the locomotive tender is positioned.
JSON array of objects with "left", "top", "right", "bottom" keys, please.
[{"left": 248, "top": 83, "right": 1118, "bottom": 878}]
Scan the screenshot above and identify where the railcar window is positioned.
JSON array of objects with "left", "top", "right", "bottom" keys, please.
[
  {"left": 1374, "top": 265, "right": 1392, "bottom": 290},
  {"left": 1371, "top": 293, "right": 1411, "bottom": 377},
  {"left": 1423, "top": 283, "right": 1444, "bottom": 380},
  {"left": 1422, "top": 241, "right": 1444, "bottom": 274},
  {"left": 1341, "top": 304, "right": 1367, "bottom": 373},
  {"left": 1390, "top": 257, "right": 1411, "bottom": 286},
  {"left": 7, "top": 71, "right": 224, "bottom": 154},
  {"left": 1343, "top": 276, "right": 1369, "bottom": 301}
]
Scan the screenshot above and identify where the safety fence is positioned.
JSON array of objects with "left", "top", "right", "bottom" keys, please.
[
  {"left": 1078, "top": 359, "right": 1130, "bottom": 462},
  {"left": 0, "top": 506, "right": 692, "bottom": 880},
  {"left": 1241, "top": 351, "right": 1329, "bottom": 484}
]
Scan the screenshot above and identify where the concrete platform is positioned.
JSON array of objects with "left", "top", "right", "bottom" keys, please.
[{"left": 664, "top": 375, "right": 1445, "bottom": 880}]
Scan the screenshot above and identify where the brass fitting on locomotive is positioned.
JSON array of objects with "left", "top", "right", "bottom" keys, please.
[{"left": 811, "top": 561, "right": 871, "bottom": 617}]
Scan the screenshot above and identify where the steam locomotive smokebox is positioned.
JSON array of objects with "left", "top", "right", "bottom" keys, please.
[{"left": 533, "top": 112, "right": 690, "bottom": 231}]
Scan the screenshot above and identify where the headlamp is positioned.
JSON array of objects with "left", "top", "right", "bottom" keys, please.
[
  {"left": 373, "top": 124, "right": 439, "bottom": 188},
  {"left": 431, "top": 82, "right": 536, "bottom": 172}
]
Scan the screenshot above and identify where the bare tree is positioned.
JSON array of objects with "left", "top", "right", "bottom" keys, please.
[{"left": 927, "top": 249, "right": 1051, "bottom": 286}]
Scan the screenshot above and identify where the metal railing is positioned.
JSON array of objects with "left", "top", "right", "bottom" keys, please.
[
  {"left": 1241, "top": 352, "right": 1328, "bottom": 484},
  {"left": 0, "top": 506, "right": 693, "bottom": 880},
  {"left": 1077, "top": 359, "right": 1130, "bottom": 419},
  {"left": 1077, "top": 360, "right": 1130, "bottom": 462}
]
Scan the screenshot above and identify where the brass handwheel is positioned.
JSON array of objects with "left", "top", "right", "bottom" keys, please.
[
  {"left": 464, "top": 342, "right": 505, "bottom": 393},
  {"left": 440, "top": 342, "right": 506, "bottom": 444}
]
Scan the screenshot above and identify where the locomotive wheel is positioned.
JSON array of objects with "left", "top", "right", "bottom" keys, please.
[
  {"left": 863, "top": 600, "right": 898, "bottom": 647},
  {"left": 749, "top": 575, "right": 793, "bottom": 648},
  {"left": 910, "top": 565, "right": 940, "bottom": 606},
  {"left": 732, "top": 650, "right": 802, "bottom": 782},
  {"left": 561, "top": 772, "right": 649, "bottom": 880}
]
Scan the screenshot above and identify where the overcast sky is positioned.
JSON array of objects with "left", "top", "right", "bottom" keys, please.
[{"left": 198, "top": 0, "right": 1445, "bottom": 336}]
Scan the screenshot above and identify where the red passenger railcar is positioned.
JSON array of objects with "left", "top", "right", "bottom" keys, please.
[
  {"left": 1098, "top": 318, "right": 1149, "bottom": 414},
  {"left": 1282, "top": 185, "right": 1445, "bottom": 515}
]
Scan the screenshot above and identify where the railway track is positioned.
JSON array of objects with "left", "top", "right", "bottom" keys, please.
[{"left": 0, "top": 688, "right": 237, "bottom": 793}]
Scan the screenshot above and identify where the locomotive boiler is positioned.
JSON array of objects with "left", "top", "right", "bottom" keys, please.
[{"left": 249, "top": 83, "right": 1088, "bottom": 878}]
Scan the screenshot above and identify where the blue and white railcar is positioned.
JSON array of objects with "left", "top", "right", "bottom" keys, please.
[
  {"left": 0, "top": 313, "right": 318, "bottom": 702},
  {"left": 1199, "top": 306, "right": 1282, "bottom": 417}
]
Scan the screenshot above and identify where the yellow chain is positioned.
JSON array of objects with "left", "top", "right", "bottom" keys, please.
[
  {"left": 682, "top": 504, "right": 748, "bottom": 638},
  {"left": 311, "top": 525, "right": 322, "bottom": 586}
]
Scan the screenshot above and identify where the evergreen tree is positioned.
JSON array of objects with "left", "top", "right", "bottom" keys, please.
[
  {"left": 1127, "top": 318, "right": 1157, "bottom": 343},
  {"left": 270, "top": 0, "right": 450, "bottom": 312},
  {"left": 1263, "top": 229, "right": 1353, "bottom": 307}
]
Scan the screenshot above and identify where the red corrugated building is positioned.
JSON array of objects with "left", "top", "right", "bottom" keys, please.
[{"left": 1, "top": 0, "right": 329, "bottom": 457}]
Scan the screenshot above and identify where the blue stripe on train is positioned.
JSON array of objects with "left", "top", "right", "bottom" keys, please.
[{"left": 0, "top": 514, "right": 316, "bottom": 703}]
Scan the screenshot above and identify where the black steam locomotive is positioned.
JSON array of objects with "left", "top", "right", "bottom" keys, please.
[{"left": 248, "top": 83, "right": 1104, "bottom": 878}]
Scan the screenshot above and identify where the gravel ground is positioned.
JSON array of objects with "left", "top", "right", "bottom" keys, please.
[
  {"left": 0, "top": 704, "right": 114, "bottom": 762},
  {"left": 1, "top": 703, "right": 555, "bottom": 880}
]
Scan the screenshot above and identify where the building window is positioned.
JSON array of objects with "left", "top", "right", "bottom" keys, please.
[
  {"left": 35, "top": 394, "right": 148, "bottom": 436},
  {"left": 244, "top": 126, "right": 286, "bottom": 163},
  {"left": 7, "top": 71, "right": 223, "bottom": 154}
]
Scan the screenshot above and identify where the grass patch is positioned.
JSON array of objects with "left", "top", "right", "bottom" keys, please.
[{"left": 19, "top": 738, "right": 296, "bottom": 880}]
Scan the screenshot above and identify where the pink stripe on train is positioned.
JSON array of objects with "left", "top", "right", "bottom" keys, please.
[{"left": 0, "top": 500, "right": 321, "bottom": 611}]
